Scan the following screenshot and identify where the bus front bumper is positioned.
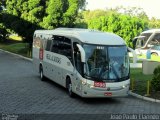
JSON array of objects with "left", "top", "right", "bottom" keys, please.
[{"left": 80, "top": 86, "right": 129, "bottom": 98}]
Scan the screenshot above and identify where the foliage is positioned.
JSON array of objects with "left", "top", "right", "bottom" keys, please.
[
  {"left": 0, "top": 23, "right": 7, "bottom": 41},
  {"left": 130, "top": 68, "right": 153, "bottom": 95},
  {"left": 41, "top": 0, "right": 63, "bottom": 29},
  {"left": 2, "top": 1, "right": 160, "bottom": 47},
  {"left": 87, "top": 11, "right": 148, "bottom": 47},
  {"left": 62, "top": 0, "right": 79, "bottom": 27},
  {"left": 75, "top": 8, "right": 149, "bottom": 47},
  {"left": 78, "top": 0, "right": 86, "bottom": 10},
  {"left": 74, "top": 9, "right": 114, "bottom": 28},
  {"left": 3, "top": 0, "right": 86, "bottom": 42},
  {"left": 74, "top": 12, "right": 87, "bottom": 28},
  {"left": 115, "top": 6, "right": 148, "bottom": 20},
  {"left": 148, "top": 18, "right": 160, "bottom": 28},
  {"left": 0, "top": 9, "right": 7, "bottom": 41},
  {"left": 42, "top": 0, "right": 80, "bottom": 29},
  {"left": 4, "top": 0, "right": 44, "bottom": 43},
  {"left": 0, "top": 42, "right": 30, "bottom": 57},
  {"left": 151, "top": 65, "right": 160, "bottom": 91},
  {"left": 83, "top": 10, "right": 109, "bottom": 23}
]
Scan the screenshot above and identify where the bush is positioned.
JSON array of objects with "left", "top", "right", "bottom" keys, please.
[{"left": 151, "top": 65, "right": 160, "bottom": 91}]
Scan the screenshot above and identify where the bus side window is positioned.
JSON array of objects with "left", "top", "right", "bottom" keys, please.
[
  {"left": 46, "top": 40, "right": 52, "bottom": 51},
  {"left": 141, "top": 40, "right": 144, "bottom": 46},
  {"left": 62, "top": 37, "right": 73, "bottom": 64},
  {"left": 73, "top": 42, "right": 82, "bottom": 75},
  {"left": 153, "top": 33, "right": 160, "bottom": 44},
  {"left": 51, "top": 35, "right": 64, "bottom": 53},
  {"left": 51, "top": 39, "right": 59, "bottom": 53}
]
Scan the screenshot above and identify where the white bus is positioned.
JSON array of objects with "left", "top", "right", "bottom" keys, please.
[
  {"left": 32, "top": 28, "right": 130, "bottom": 98},
  {"left": 133, "top": 29, "right": 160, "bottom": 56}
]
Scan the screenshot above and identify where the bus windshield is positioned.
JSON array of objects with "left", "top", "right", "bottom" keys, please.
[
  {"left": 83, "top": 44, "right": 129, "bottom": 82},
  {"left": 136, "top": 33, "right": 152, "bottom": 48}
]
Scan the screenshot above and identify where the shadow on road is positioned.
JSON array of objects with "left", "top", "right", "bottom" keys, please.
[
  {"left": 37, "top": 76, "right": 124, "bottom": 105},
  {"left": 79, "top": 97, "right": 121, "bottom": 105}
]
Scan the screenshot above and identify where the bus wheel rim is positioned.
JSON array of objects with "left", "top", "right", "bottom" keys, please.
[
  {"left": 68, "top": 83, "right": 72, "bottom": 95},
  {"left": 40, "top": 70, "right": 43, "bottom": 79}
]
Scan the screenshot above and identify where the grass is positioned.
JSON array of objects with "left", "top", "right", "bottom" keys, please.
[
  {"left": 130, "top": 68, "right": 153, "bottom": 96},
  {"left": 8, "top": 35, "right": 23, "bottom": 41},
  {"left": 0, "top": 42, "right": 31, "bottom": 57},
  {"left": 130, "top": 68, "right": 153, "bottom": 81},
  {"left": 138, "top": 54, "right": 160, "bottom": 62}
]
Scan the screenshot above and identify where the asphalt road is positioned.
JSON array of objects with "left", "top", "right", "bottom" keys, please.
[{"left": 0, "top": 50, "right": 160, "bottom": 119}]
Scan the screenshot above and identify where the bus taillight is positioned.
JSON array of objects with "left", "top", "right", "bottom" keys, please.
[
  {"left": 94, "top": 82, "right": 106, "bottom": 88},
  {"left": 39, "top": 48, "right": 43, "bottom": 60}
]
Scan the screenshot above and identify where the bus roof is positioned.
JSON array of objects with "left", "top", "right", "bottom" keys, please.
[
  {"left": 142, "top": 29, "right": 160, "bottom": 34},
  {"left": 34, "top": 28, "right": 125, "bottom": 45}
]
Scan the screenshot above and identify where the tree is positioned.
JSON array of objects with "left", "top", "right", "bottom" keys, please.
[
  {"left": 83, "top": 10, "right": 110, "bottom": 23},
  {"left": 149, "top": 18, "right": 160, "bottom": 28},
  {"left": 5, "top": 0, "right": 44, "bottom": 42},
  {"left": 41, "top": 0, "right": 63, "bottom": 29},
  {"left": 113, "top": 6, "right": 149, "bottom": 20},
  {"left": 4, "top": 0, "right": 86, "bottom": 42},
  {"left": 74, "top": 11, "right": 87, "bottom": 28},
  {"left": 42, "top": 0, "right": 81, "bottom": 29},
  {"left": 78, "top": 0, "right": 86, "bottom": 10},
  {"left": 62, "top": 0, "right": 79, "bottom": 27},
  {"left": 20, "top": 0, "right": 44, "bottom": 42},
  {"left": 74, "top": 9, "right": 111, "bottom": 28},
  {"left": 0, "top": 3, "right": 7, "bottom": 41},
  {"left": 88, "top": 12, "right": 148, "bottom": 47},
  {"left": 6, "top": 0, "right": 19, "bottom": 16}
]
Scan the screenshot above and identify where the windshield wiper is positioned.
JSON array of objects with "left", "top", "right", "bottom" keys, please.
[
  {"left": 84, "top": 74, "right": 103, "bottom": 81},
  {"left": 117, "top": 76, "right": 129, "bottom": 81},
  {"left": 84, "top": 74, "right": 91, "bottom": 79}
]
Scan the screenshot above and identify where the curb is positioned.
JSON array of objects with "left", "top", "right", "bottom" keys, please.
[
  {"left": 0, "top": 49, "right": 32, "bottom": 62},
  {"left": 129, "top": 91, "right": 160, "bottom": 103}
]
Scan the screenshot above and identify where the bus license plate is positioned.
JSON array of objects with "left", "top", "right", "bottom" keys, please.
[{"left": 104, "top": 92, "right": 112, "bottom": 96}]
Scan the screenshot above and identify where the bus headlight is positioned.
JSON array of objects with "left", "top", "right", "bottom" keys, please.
[
  {"left": 81, "top": 79, "right": 87, "bottom": 85},
  {"left": 122, "top": 85, "right": 126, "bottom": 89},
  {"left": 122, "top": 84, "right": 129, "bottom": 89},
  {"left": 89, "top": 85, "right": 94, "bottom": 88}
]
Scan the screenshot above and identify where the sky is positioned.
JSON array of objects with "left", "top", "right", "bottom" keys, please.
[{"left": 86, "top": 0, "right": 160, "bottom": 19}]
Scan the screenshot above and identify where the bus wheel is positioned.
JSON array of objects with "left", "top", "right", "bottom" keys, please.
[
  {"left": 151, "top": 52, "right": 158, "bottom": 56},
  {"left": 40, "top": 66, "right": 45, "bottom": 81},
  {"left": 67, "top": 78, "right": 74, "bottom": 97}
]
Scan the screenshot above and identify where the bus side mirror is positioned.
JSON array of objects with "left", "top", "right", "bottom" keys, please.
[
  {"left": 76, "top": 44, "right": 85, "bottom": 63},
  {"left": 132, "top": 37, "right": 138, "bottom": 50}
]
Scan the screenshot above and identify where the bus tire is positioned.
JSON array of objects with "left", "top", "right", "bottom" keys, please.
[
  {"left": 66, "top": 78, "right": 74, "bottom": 97},
  {"left": 40, "top": 66, "right": 45, "bottom": 81},
  {"left": 151, "top": 52, "right": 158, "bottom": 56}
]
